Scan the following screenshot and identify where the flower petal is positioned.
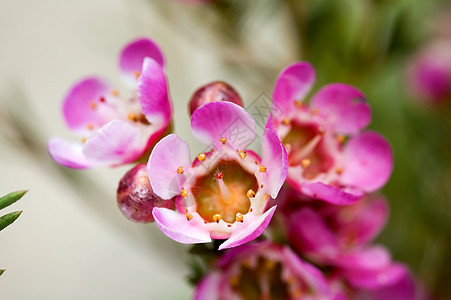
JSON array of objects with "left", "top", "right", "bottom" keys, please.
[
  {"left": 300, "top": 182, "right": 363, "bottom": 205},
  {"left": 310, "top": 83, "right": 370, "bottom": 135},
  {"left": 193, "top": 272, "right": 222, "bottom": 300},
  {"left": 119, "top": 37, "right": 165, "bottom": 85},
  {"left": 48, "top": 137, "right": 94, "bottom": 169},
  {"left": 62, "top": 77, "right": 116, "bottom": 133},
  {"left": 191, "top": 102, "right": 256, "bottom": 150},
  {"left": 341, "top": 131, "right": 393, "bottom": 192},
  {"left": 137, "top": 57, "right": 172, "bottom": 126},
  {"left": 336, "top": 246, "right": 392, "bottom": 271},
  {"left": 345, "top": 262, "right": 408, "bottom": 290},
  {"left": 152, "top": 207, "right": 211, "bottom": 244},
  {"left": 272, "top": 62, "right": 315, "bottom": 115},
  {"left": 261, "top": 116, "right": 288, "bottom": 198},
  {"left": 357, "top": 272, "right": 417, "bottom": 300},
  {"left": 82, "top": 120, "right": 142, "bottom": 166},
  {"left": 218, "top": 205, "right": 277, "bottom": 250},
  {"left": 147, "top": 134, "right": 192, "bottom": 199}
]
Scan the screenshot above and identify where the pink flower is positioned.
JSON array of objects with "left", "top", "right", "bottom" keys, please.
[
  {"left": 284, "top": 191, "right": 409, "bottom": 291},
  {"left": 271, "top": 62, "right": 393, "bottom": 205},
  {"left": 48, "top": 38, "right": 172, "bottom": 168},
  {"left": 406, "top": 39, "right": 451, "bottom": 104},
  {"left": 147, "top": 101, "right": 288, "bottom": 250},
  {"left": 193, "top": 241, "right": 333, "bottom": 300}
]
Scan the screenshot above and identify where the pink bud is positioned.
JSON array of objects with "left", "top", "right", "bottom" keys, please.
[
  {"left": 117, "top": 163, "right": 174, "bottom": 223},
  {"left": 188, "top": 81, "right": 243, "bottom": 116}
]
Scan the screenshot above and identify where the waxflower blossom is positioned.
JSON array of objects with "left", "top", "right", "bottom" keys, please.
[
  {"left": 117, "top": 163, "right": 174, "bottom": 223},
  {"left": 271, "top": 62, "right": 393, "bottom": 204},
  {"left": 194, "top": 241, "right": 333, "bottom": 300},
  {"left": 147, "top": 101, "right": 288, "bottom": 250},
  {"left": 48, "top": 38, "right": 172, "bottom": 168}
]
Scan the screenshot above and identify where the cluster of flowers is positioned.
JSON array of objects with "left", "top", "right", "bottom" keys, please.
[{"left": 49, "top": 38, "right": 421, "bottom": 299}]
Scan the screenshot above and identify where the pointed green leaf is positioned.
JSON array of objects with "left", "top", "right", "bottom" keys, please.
[
  {"left": 0, "top": 211, "right": 23, "bottom": 231},
  {"left": 0, "top": 270, "right": 5, "bottom": 276},
  {"left": 0, "top": 190, "right": 28, "bottom": 210}
]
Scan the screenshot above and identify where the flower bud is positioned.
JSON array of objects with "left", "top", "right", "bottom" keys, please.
[
  {"left": 117, "top": 163, "right": 174, "bottom": 223},
  {"left": 188, "top": 81, "right": 243, "bottom": 116}
]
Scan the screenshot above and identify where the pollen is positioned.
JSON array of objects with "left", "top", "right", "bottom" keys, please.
[
  {"left": 238, "top": 151, "right": 246, "bottom": 159},
  {"left": 185, "top": 211, "right": 193, "bottom": 221},
  {"left": 81, "top": 137, "right": 87, "bottom": 144},
  {"left": 312, "top": 108, "right": 319, "bottom": 115},
  {"left": 133, "top": 70, "right": 141, "bottom": 78},
  {"left": 198, "top": 153, "right": 206, "bottom": 161},
  {"left": 282, "top": 118, "right": 291, "bottom": 125},
  {"left": 86, "top": 123, "right": 94, "bottom": 130},
  {"left": 263, "top": 194, "right": 270, "bottom": 201},
  {"left": 219, "top": 137, "right": 227, "bottom": 144},
  {"left": 213, "top": 214, "right": 221, "bottom": 223},
  {"left": 294, "top": 100, "right": 303, "bottom": 107},
  {"left": 337, "top": 134, "right": 346, "bottom": 144},
  {"left": 181, "top": 189, "right": 189, "bottom": 197},
  {"left": 236, "top": 213, "right": 244, "bottom": 223},
  {"left": 336, "top": 167, "right": 343, "bottom": 174},
  {"left": 259, "top": 165, "right": 267, "bottom": 173},
  {"left": 301, "top": 158, "right": 311, "bottom": 168},
  {"left": 177, "top": 166, "right": 184, "bottom": 174},
  {"left": 247, "top": 189, "right": 256, "bottom": 198},
  {"left": 128, "top": 113, "right": 138, "bottom": 122},
  {"left": 89, "top": 102, "right": 97, "bottom": 109},
  {"left": 111, "top": 90, "right": 119, "bottom": 97}
]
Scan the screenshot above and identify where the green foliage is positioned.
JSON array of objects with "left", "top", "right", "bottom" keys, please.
[{"left": 0, "top": 190, "right": 27, "bottom": 210}]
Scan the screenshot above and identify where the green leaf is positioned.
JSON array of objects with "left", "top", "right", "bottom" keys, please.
[
  {"left": 0, "top": 190, "right": 27, "bottom": 210},
  {"left": 0, "top": 211, "right": 23, "bottom": 231},
  {"left": 0, "top": 270, "right": 4, "bottom": 276}
]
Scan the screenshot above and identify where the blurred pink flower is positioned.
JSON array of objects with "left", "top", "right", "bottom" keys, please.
[
  {"left": 271, "top": 62, "right": 393, "bottom": 205},
  {"left": 148, "top": 101, "right": 287, "bottom": 250},
  {"left": 194, "top": 241, "right": 334, "bottom": 300},
  {"left": 48, "top": 38, "right": 172, "bottom": 168}
]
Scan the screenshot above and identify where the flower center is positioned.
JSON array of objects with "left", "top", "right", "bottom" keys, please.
[
  {"left": 193, "top": 160, "right": 257, "bottom": 223},
  {"left": 283, "top": 122, "right": 333, "bottom": 179}
]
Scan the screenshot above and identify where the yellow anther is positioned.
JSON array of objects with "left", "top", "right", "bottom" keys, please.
[
  {"left": 213, "top": 214, "right": 221, "bottom": 223},
  {"left": 263, "top": 194, "right": 270, "bottom": 201},
  {"left": 247, "top": 189, "right": 256, "bottom": 198},
  {"left": 133, "top": 70, "right": 141, "bottom": 78},
  {"left": 89, "top": 102, "right": 97, "bottom": 109},
  {"left": 219, "top": 137, "right": 227, "bottom": 144},
  {"left": 265, "top": 259, "right": 276, "bottom": 270},
  {"left": 128, "top": 113, "right": 138, "bottom": 122},
  {"left": 312, "top": 108, "right": 319, "bottom": 115},
  {"left": 294, "top": 100, "right": 303, "bottom": 107},
  {"left": 336, "top": 167, "right": 343, "bottom": 174},
  {"left": 282, "top": 118, "right": 291, "bottom": 125},
  {"left": 186, "top": 211, "right": 193, "bottom": 221},
  {"left": 177, "top": 166, "right": 184, "bottom": 174},
  {"left": 111, "top": 90, "right": 119, "bottom": 97},
  {"left": 86, "top": 123, "right": 94, "bottom": 130},
  {"left": 198, "top": 153, "right": 206, "bottom": 161},
  {"left": 301, "top": 158, "right": 311, "bottom": 168},
  {"left": 259, "top": 165, "right": 267, "bottom": 173},
  {"left": 238, "top": 151, "right": 246, "bottom": 159},
  {"left": 337, "top": 134, "right": 346, "bottom": 144},
  {"left": 236, "top": 213, "right": 244, "bottom": 223},
  {"left": 181, "top": 189, "right": 189, "bottom": 197},
  {"left": 81, "top": 137, "right": 87, "bottom": 144}
]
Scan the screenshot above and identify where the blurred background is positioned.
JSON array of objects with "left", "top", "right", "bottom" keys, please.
[{"left": 0, "top": 0, "right": 450, "bottom": 299}]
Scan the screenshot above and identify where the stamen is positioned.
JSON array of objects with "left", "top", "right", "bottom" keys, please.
[
  {"left": 236, "top": 213, "right": 244, "bottom": 223},
  {"left": 186, "top": 211, "right": 193, "bottom": 221},
  {"left": 111, "top": 90, "right": 119, "bottom": 97},
  {"left": 290, "top": 134, "right": 322, "bottom": 164},
  {"left": 337, "top": 134, "right": 346, "bottom": 144},
  {"left": 219, "top": 137, "right": 227, "bottom": 145},
  {"left": 215, "top": 171, "right": 223, "bottom": 180},
  {"left": 86, "top": 123, "right": 94, "bottom": 130},
  {"left": 294, "top": 100, "right": 303, "bottom": 107},
  {"left": 89, "top": 102, "right": 97, "bottom": 109},
  {"left": 259, "top": 165, "right": 267, "bottom": 173},
  {"left": 318, "top": 126, "right": 326, "bottom": 136},
  {"left": 181, "top": 189, "right": 189, "bottom": 197},
  {"left": 311, "top": 108, "right": 319, "bottom": 115},
  {"left": 227, "top": 224, "right": 232, "bottom": 228},
  {"left": 263, "top": 194, "right": 270, "bottom": 201},
  {"left": 217, "top": 175, "right": 232, "bottom": 200},
  {"left": 250, "top": 208, "right": 253, "bottom": 212},
  {"left": 301, "top": 158, "right": 311, "bottom": 168},
  {"left": 177, "top": 166, "right": 184, "bottom": 174},
  {"left": 247, "top": 189, "right": 256, "bottom": 198},
  {"left": 128, "top": 113, "right": 137, "bottom": 122},
  {"left": 282, "top": 118, "right": 291, "bottom": 125},
  {"left": 238, "top": 151, "right": 246, "bottom": 159},
  {"left": 265, "top": 259, "right": 276, "bottom": 270},
  {"left": 100, "top": 96, "right": 106, "bottom": 102},
  {"left": 336, "top": 167, "right": 343, "bottom": 174},
  {"left": 133, "top": 70, "right": 141, "bottom": 78},
  {"left": 213, "top": 214, "right": 221, "bottom": 223},
  {"left": 198, "top": 153, "right": 206, "bottom": 161},
  {"left": 81, "top": 137, "right": 87, "bottom": 143}
]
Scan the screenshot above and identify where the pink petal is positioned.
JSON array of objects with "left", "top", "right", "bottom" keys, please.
[
  {"left": 357, "top": 273, "right": 417, "bottom": 300},
  {"left": 191, "top": 102, "right": 256, "bottom": 151},
  {"left": 310, "top": 83, "right": 371, "bottom": 135},
  {"left": 62, "top": 77, "right": 114, "bottom": 133},
  {"left": 137, "top": 57, "right": 172, "bottom": 126},
  {"left": 346, "top": 262, "right": 408, "bottom": 290},
  {"left": 147, "top": 134, "right": 192, "bottom": 199},
  {"left": 341, "top": 131, "right": 393, "bottom": 192},
  {"left": 152, "top": 207, "right": 211, "bottom": 244},
  {"left": 193, "top": 272, "right": 222, "bottom": 300},
  {"left": 82, "top": 120, "right": 142, "bottom": 165},
  {"left": 300, "top": 182, "right": 363, "bottom": 205},
  {"left": 288, "top": 207, "right": 340, "bottom": 258},
  {"left": 261, "top": 116, "right": 288, "bottom": 198},
  {"left": 335, "top": 246, "right": 392, "bottom": 271},
  {"left": 272, "top": 62, "right": 315, "bottom": 115},
  {"left": 119, "top": 37, "right": 165, "bottom": 85},
  {"left": 218, "top": 206, "right": 277, "bottom": 250},
  {"left": 48, "top": 137, "right": 93, "bottom": 169}
]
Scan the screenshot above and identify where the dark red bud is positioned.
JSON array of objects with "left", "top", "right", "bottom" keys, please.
[
  {"left": 117, "top": 163, "right": 174, "bottom": 223},
  {"left": 189, "top": 81, "right": 243, "bottom": 116}
]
